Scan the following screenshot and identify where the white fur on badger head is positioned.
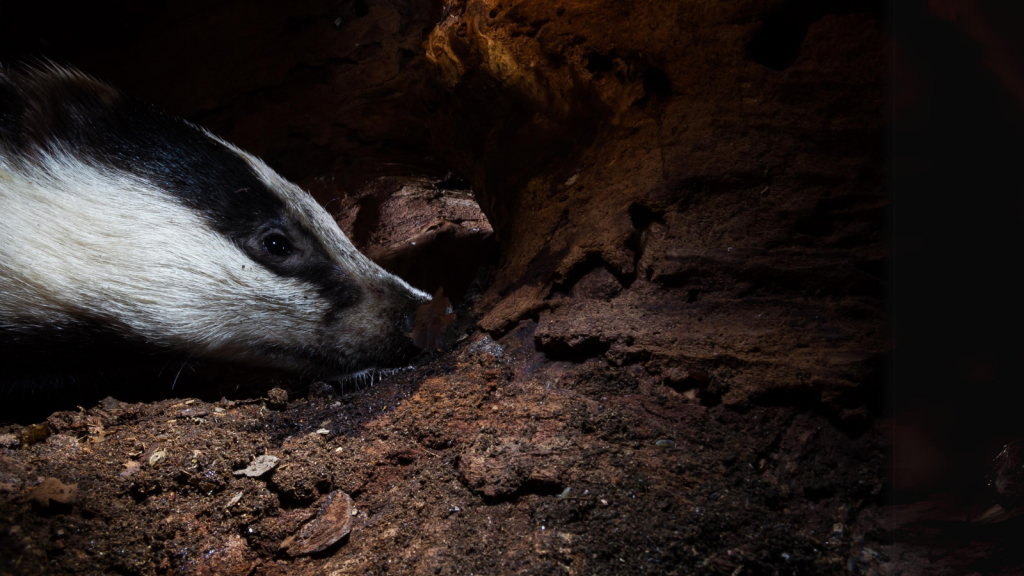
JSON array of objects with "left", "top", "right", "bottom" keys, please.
[{"left": 0, "top": 63, "right": 430, "bottom": 384}]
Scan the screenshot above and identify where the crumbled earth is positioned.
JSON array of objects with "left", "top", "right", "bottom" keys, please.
[{"left": 0, "top": 332, "right": 887, "bottom": 575}]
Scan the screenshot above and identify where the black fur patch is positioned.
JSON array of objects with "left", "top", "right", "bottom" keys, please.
[{"left": 0, "top": 64, "right": 360, "bottom": 309}]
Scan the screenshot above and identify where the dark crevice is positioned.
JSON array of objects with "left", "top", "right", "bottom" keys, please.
[
  {"left": 664, "top": 369, "right": 723, "bottom": 407},
  {"left": 434, "top": 171, "right": 472, "bottom": 190},
  {"left": 536, "top": 335, "right": 612, "bottom": 364},
  {"left": 629, "top": 202, "right": 665, "bottom": 230},
  {"left": 634, "top": 66, "right": 673, "bottom": 109},
  {"left": 584, "top": 53, "right": 614, "bottom": 75},
  {"left": 746, "top": 0, "right": 884, "bottom": 71},
  {"left": 749, "top": 384, "right": 822, "bottom": 411},
  {"left": 352, "top": 0, "right": 369, "bottom": 18},
  {"left": 374, "top": 226, "right": 499, "bottom": 306},
  {"left": 478, "top": 479, "right": 568, "bottom": 505},
  {"left": 626, "top": 202, "right": 665, "bottom": 286},
  {"left": 551, "top": 252, "right": 622, "bottom": 297},
  {"left": 350, "top": 194, "right": 384, "bottom": 249}
]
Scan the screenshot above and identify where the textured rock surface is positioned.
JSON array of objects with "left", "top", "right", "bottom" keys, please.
[{"left": 426, "top": 0, "right": 887, "bottom": 417}]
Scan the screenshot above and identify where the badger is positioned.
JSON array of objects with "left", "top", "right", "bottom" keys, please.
[{"left": 0, "top": 63, "right": 430, "bottom": 396}]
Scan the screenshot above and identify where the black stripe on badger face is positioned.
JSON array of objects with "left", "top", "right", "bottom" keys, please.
[{"left": 5, "top": 68, "right": 361, "bottom": 311}]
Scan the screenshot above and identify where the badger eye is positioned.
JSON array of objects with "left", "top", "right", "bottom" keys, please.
[{"left": 262, "top": 233, "right": 293, "bottom": 257}]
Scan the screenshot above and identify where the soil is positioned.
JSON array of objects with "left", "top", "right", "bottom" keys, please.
[{"left": 0, "top": 0, "right": 982, "bottom": 574}]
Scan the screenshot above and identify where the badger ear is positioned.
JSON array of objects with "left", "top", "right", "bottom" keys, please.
[{"left": 12, "top": 63, "right": 122, "bottom": 146}]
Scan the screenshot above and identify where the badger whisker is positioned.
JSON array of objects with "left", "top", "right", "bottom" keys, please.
[{"left": 171, "top": 352, "right": 195, "bottom": 391}]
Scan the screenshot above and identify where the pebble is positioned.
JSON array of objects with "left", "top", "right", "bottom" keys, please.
[
  {"left": 282, "top": 490, "right": 353, "bottom": 556},
  {"left": 266, "top": 388, "right": 288, "bottom": 410},
  {"left": 233, "top": 455, "right": 280, "bottom": 478},
  {"left": 225, "top": 492, "right": 244, "bottom": 509},
  {"left": 21, "top": 423, "right": 50, "bottom": 446},
  {"left": 148, "top": 450, "right": 167, "bottom": 467}
]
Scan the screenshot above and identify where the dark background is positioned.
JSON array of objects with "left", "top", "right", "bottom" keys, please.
[{"left": 889, "top": 1, "right": 1024, "bottom": 502}]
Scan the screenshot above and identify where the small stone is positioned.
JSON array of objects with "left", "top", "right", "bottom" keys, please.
[
  {"left": 233, "top": 455, "right": 280, "bottom": 478},
  {"left": 27, "top": 478, "right": 77, "bottom": 506},
  {"left": 267, "top": 388, "right": 288, "bottom": 409},
  {"left": 0, "top": 433, "right": 20, "bottom": 449},
  {"left": 281, "top": 490, "right": 353, "bottom": 556},
  {"left": 120, "top": 461, "right": 141, "bottom": 479},
  {"left": 226, "top": 492, "right": 244, "bottom": 509},
  {"left": 990, "top": 438, "right": 1024, "bottom": 507},
  {"left": 21, "top": 423, "right": 50, "bottom": 446},
  {"left": 148, "top": 450, "right": 167, "bottom": 467}
]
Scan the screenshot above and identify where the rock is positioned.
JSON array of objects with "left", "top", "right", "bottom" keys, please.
[
  {"left": 21, "top": 423, "right": 49, "bottom": 446},
  {"left": 26, "top": 478, "right": 77, "bottom": 507},
  {"left": 266, "top": 388, "right": 288, "bottom": 410},
  {"left": 281, "top": 491, "right": 353, "bottom": 556},
  {"left": 0, "top": 433, "right": 20, "bottom": 449},
  {"left": 148, "top": 449, "right": 167, "bottom": 467},
  {"left": 233, "top": 455, "right": 280, "bottom": 478},
  {"left": 990, "top": 438, "right": 1024, "bottom": 507},
  {"left": 119, "top": 461, "right": 141, "bottom": 479},
  {"left": 569, "top": 267, "right": 622, "bottom": 301}
]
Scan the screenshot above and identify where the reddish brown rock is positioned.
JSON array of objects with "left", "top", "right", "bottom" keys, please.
[{"left": 281, "top": 490, "right": 354, "bottom": 556}]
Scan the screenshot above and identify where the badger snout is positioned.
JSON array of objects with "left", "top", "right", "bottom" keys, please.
[
  {"left": 393, "top": 285, "right": 432, "bottom": 355},
  {"left": 317, "top": 278, "right": 432, "bottom": 376}
]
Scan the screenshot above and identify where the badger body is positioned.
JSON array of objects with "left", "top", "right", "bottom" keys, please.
[{"left": 0, "top": 64, "right": 429, "bottom": 390}]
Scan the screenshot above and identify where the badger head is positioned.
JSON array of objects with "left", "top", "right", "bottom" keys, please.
[{"left": 0, "top": 64, "right": 431, "bottom": 384}]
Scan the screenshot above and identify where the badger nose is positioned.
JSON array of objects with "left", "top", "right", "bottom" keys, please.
[{"left": 402, "top": 290, "right": 446, "bottom": 351}]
